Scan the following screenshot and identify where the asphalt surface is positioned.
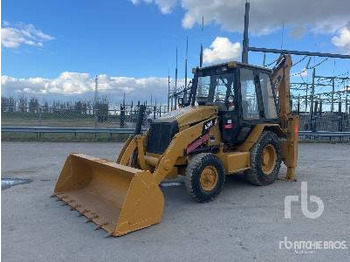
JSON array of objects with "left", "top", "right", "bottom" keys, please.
[{"left": 2, "top": 142, "right": 350, "bottom": 261}]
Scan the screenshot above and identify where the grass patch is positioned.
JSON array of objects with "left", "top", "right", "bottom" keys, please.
[{"left": 1, "top": 112, "right": 123, "bottom": 127}]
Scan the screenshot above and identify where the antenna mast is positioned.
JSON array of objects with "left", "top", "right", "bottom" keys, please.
[
  {"left": 175, "top": 47, "right": 178, "bottom": 92},
  {"left": 200, "top": 16, "right": 204, "bottom": 67},
  {"left": 185, "top": 37, "right": 188, "bottom": 89},
  {"left": 94, "top": 75, "right": 98, "bottom": 106},
  {"left": 167, "top": 67, "right": 171, "bottom": 112},
  {"left": 174, "top": 47, "right": 178, "bottom": 108}
]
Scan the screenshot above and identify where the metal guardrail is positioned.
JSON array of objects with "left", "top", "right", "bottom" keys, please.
[
  {"left": 1, "top": 126, "right": 136, "bottom": 134},
  {"left": 299, "top": 131, "right": 350, "bottom": 137},
  {"left": 2, "top": 126, "right": 350, "bottom": 138}
]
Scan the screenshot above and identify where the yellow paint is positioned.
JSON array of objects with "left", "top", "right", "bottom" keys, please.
[
  {"left": 217, "top": 152, "right": 250, "bottom": 174},
  {"left": 54, "top": 154, "right": 164, "bottom": 236}
]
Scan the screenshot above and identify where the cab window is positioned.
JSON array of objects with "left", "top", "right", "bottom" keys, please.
[
  {"left": 259, "top": 73, "right": 277, "bottom": 119},
  {"left": 240, "top": 68, "right": 259, "bottom": 120},
  {"left": 196, "top": 73, "right": 234, "bottom": 104}
]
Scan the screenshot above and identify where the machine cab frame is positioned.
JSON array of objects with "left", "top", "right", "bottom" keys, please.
[{"left": 186, "top": 62, "right": 280, "bottom": 144}]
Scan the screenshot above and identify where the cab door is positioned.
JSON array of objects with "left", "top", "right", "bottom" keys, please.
[
  {"left": 215, "top": 70, "right": 241, "bottom": 144},
  {"left": 235, "top": 67, "right": 264, "bottom": 143},
  {"left": 236, "top": 67, "right": 279, "bottom": 144}
]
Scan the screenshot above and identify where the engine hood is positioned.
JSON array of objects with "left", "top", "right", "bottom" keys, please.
[{"left": 154, "top": 106, "right": 218, "bottom": 128}]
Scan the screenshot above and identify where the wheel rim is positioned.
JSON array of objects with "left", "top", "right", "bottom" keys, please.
[
  {"left": 200, "top": 166, "right": 218, "bottom": 191},
  {"left": 261, "top": 144, "right": 277, "bottom": 175}
]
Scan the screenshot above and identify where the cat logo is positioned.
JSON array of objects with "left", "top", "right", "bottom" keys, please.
[{"left": 202, "top": 118, "right": 217, "bottom": 134}]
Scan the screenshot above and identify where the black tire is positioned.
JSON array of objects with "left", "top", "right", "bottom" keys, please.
[
  {"left": 245, "top": 131, "right": 281, "bottom": 186},
  {"left": 185, "top": 153, "right": 225, "bottom": 203}
]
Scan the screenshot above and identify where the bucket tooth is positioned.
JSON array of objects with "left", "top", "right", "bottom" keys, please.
[
  {"left": 79, "top": 209, "right": 89, "bottom": 217},
  {"left": 94, "top": 223, "right": 108, "bottom": 231},
  {"left": 86, "top": 214, "right": 98, "bottom": 223},
  {"left": 70, "top": 204, "right": 81, "bottom": 211},
  {"left": 94, "top": 225, "right": 102, "bottom": 231}
]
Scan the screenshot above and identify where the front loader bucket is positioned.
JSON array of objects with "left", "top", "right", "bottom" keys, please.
[{"left": 53, "top": 154, "right": 164, "bottom": 236}]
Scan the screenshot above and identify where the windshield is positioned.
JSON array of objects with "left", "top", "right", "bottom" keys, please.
[{"left": 196, "top": 73, "right": 234, "bottom": 104}]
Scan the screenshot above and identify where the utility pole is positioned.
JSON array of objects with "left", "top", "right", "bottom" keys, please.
[
  {"left": 280, "top": 21, "right": 285, "bottom": 50},
  {"left": 200, "top": 16, "right": 204, "bottom": 67},
  {"left": 331, "top": 77, "right": 335, "bottom": 113},
  {"left": 167, "top": 70, "right": 171, "bottom": 112},
  {"left": 310, "top": 68, "right": 316, "bottom": 129},
  {"left": 262, "top": 53, "right": 266, "bottom": 67},
  {"left": 305, "top": 84, "right": 308, "bottom": 112},
  {"left": 94, "top": 75, "right": 98, "bottom": 128},
  {"left": 183, "top": 37, "right": 189, "bottom": 104},
  {"left": 94, "top": 75, "right": 98, "bottom": 107},
  {"left": 319, "top": 94, "right": 323, "bottom": 115},
  {"left": 310, "top": 68, "right": 316, "bottom": 132},
  {"left": 185, "top": 37, "right": 188, "bottom": 89},
  {"left": 242, "top": 1, "right": 250, "bottom": 64},
  {"left": 346, "top": 89, "right": 349, "bottom": 114},
  {"left": 174, "top": 47, "right": 178, "bottom": 109}
]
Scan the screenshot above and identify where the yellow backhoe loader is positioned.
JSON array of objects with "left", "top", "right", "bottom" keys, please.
[{"left": 53, "top": 54, "right": 298, "bottom": 236}]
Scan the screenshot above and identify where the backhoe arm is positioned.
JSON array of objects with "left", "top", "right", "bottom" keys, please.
[{"left": 271, "top": 54, "right": 299, "bottom": 181}]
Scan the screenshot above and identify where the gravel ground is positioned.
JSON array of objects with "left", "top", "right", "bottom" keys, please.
[{"left": 2, "top": 142, "right": 350, "bottom": 262}]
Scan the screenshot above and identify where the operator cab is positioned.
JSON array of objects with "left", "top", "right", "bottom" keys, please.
[{"left": 186, "top": 61, "right": 279, "bottom": 145}]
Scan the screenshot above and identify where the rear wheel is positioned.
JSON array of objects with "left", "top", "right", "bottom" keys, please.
[
  {"left": 245, "top": 131, "right": 281, "bottom": 186},
  {"left": 185, "top": 153, "right": 225, "bottom": 203}
]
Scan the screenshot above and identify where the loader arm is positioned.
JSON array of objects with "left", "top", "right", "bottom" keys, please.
[
  {"left": 271, "top": 54, "right": 299, "bottom": 181},
  {"left": 116, "top": 135, "right": 137, "bottom": 165}
]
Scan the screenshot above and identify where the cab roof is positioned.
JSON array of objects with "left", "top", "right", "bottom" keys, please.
[{"left": 195, "top": 60, "right": 272, "bottom": 74}]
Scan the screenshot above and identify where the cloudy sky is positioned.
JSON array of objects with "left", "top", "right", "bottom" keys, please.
[{"left": 2, "top": 0, "right": 350, "bottom": 104}]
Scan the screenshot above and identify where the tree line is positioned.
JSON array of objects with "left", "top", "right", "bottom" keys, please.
[{"left": 1, "top": 96, "right": 109, "bottom": 115}]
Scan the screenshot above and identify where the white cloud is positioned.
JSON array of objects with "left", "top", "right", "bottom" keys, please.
[
  {"left": 1, "top": 73, "right": 170, "bottom": 103},
  {"left": 130, "top": 0, "right": 177, "bottom": 14},
  {"left": 1, "top": 21, "right": 54, "bottom": 48},
  {"left": 332, "top": 25, "right": 350, "bottom": 54},
  {"left": 203, "top": 37, "right": 241, "bottom": 64},
  {"left": 131, "top": 0, "right": 350, "bottom": 35}
]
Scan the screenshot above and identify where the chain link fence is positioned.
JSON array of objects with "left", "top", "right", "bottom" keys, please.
[
  {"left": 1, "top": 99, "right": 349, "bottom": 133},
  {"left": 1, "top": 105, "right": 168, "bottom": 128},
  {"left": 298, "top": 113, "right": 350, "bottom": 132}
]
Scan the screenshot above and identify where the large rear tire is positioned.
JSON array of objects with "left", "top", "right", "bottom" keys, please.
[
  {"left": 245, "top": 131, "right": 281, "bottom": 186},
  {"left": 185, "top": 153, "right": 225, "bottom": 203}
]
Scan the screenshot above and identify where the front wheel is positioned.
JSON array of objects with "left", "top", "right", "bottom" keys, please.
[
  {"left": 245, "top": 131, "right": 281, "bottom": 186},
  {"left": 185, "top": 153, "right": 225, "bottom": 203}
]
